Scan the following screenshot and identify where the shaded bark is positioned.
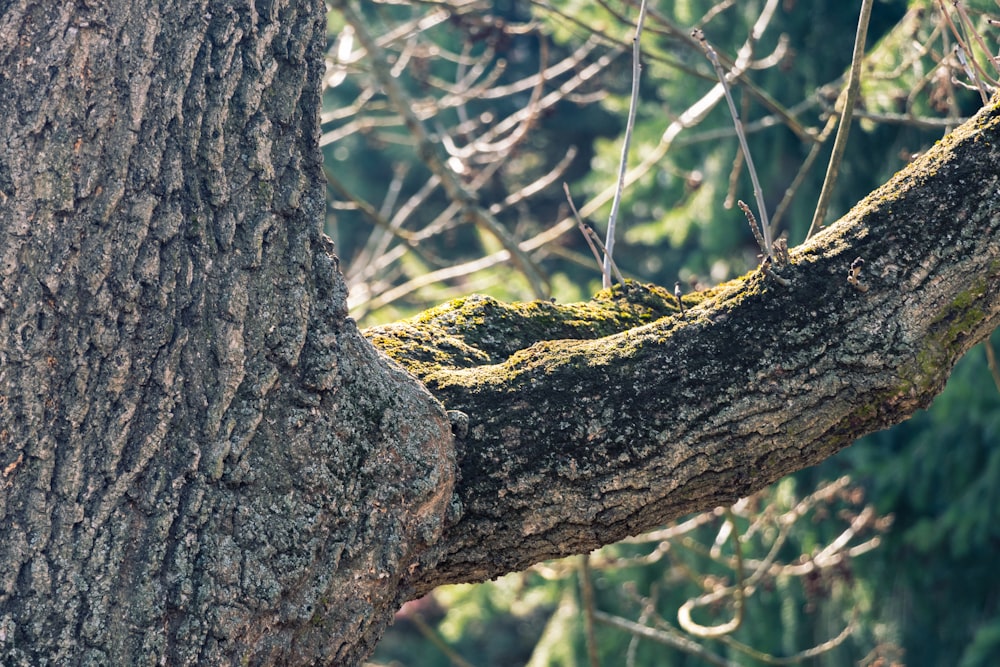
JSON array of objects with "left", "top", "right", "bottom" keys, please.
[{"left": 0, "top": 0, "right": 998, "bottom": 665}]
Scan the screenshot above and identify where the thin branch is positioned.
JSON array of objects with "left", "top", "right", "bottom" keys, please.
[
  {"left": 408, "top": 613, "right": 478, "bottom": 667},
  {"left": 716, "top": 612, "right": 857, "bottom": 665},
  {"left": 807, "top": 0, "right": 873, "bottom": 239},
  {"left": 954, "top": 43, "right": 990, "bottom": 103},
  {"left": 738, "top": 200, "right": 767, "bottom": 257},
  {"left": 324, "top": 167, "right": 419, "bottom": 247},
  {"left": 769, "top": 114, "right": 835, "bottom": 235},
  {"left": 396, "top": 0, "right": 782, "bottom": 303},
  {"left": 626, "top": 585, "right": 657, "bottom": 667},
  {"left": 579, "top": 554, "right": 601, "bottom": 667},
  {"left": 622, "top": 509, "right": 723, "bottom": 544},
  {"left": 955, "top": 2, "right": 1000, "bottom": 77},
  {"left": 469, "top": 35, "right": 603, "bottom": 100},
  {"left": 986, "top": 334, "right": 1000, "bottom": 395},
  {"left": 348, "top": 174, "right": 441, "bottom": 284},
  {"left": 438, "top": 34, "right": 548, "bottom": 161},
  {"left": 459, "top": 46, "right": 624, "bottom": 152},
  {"left": 349, "top": 0, "right": 792, "bottom": 318},
  {"left": 565, "top": 184, "right": 606, "bottom": 276},
  {"left": 603, "top": 0, "right": 649, "bottom": 288},
  {"left": 594, "top": 611, "right": 738, "bottom": 667},
  {"left": 566, "top": 182, "right": 626, "bottom": 285},
  {"left": 491, "top": 147, "right": 578, "bottom": 215},
  {"left": 952, "top": 1, "right": 1000, "bottom": 87},
  {"left": 676, "top": 508, "right": 745, "bottom": 638},
  {"left": 694, "top": 29, "right": 773, "bottom": 258},
  {"left": 334, "top": 0, "right": 549, "bottom": 299}
]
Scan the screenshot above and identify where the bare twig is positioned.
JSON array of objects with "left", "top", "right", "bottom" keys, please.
[
  {"left": 408, "top": 612, "right": 478, "bottom": 667},
  {"left": 952, "top": 1, "right": 1000, "bottom": 85},
  {"left": 594, "top": 611, "right": 737, "bottom": 667},
  {"left": 737, "top": 200, "right": 767, "bottom": 256},
  {"left": 694, "top": 28, "right": 773, "bottom": 258},
  {"left": 807, "top": 0, "right": 873, "bottom": 239},
  {"left": 492, "top": 148, "right": 578, "bottom": 215},
  {"left": 579, "top": 554, "right": 601, "bottom": 667},
  {"left": 334, "top": 0, "right": 549, "bottom": 298},
  {"left": 626, "top": 585, "right": 658, "bottom": 667},
  {"left": 986, "top": 334, "right": 1000, "bottom": 395},
  {"left": 676, "top": 508, "right": 745, "bottom": 638},
  {"left": 325, "top": 167, "right": 418, "bottom": 246},
  {"left": 439, "top": 34, "right": 548, "bottom": 161},
  {"left": 716, "top": 612, "right": 858, "bottom": 665},
  {"left": 769, "top": 113, "right": 836, "bottom": 234},
  {"left": 532, "top": 475, "right": 884, "bottom": 665},
  {"left": 566, "top": 182, "right": 626, "bottom": 285},
  {"left": 578, "top": 0, "right": 784, "bottom": 237},
  {"left": 565, "top": 183, "right": 607, "bottom": 278},
  {"left": 603, "top": 0, "right": 649, "bottom": 288}
]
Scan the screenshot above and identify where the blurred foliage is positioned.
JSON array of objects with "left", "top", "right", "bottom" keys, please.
[
  {"left": 827, "top": 327, "right": 1000, "bottom": 667},
  {"left": 326, "top": 0, "right": 1000, "bottom": 665}
]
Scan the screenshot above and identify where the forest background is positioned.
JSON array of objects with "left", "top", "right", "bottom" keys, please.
[{"left": 323, "top": 0, "right": 1000, "bottom": 664}]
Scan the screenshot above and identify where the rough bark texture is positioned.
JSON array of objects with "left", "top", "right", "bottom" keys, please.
[
  {"left": 0, "top": 2, "right": 452, "bottom": 665},
  {"left": 1, "top": 0, "right": 999, "bottom": 665}
]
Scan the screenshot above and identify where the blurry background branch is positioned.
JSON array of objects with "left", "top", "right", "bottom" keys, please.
[{"left": 326, "top": 0, "right": 990, "bottom": 325}]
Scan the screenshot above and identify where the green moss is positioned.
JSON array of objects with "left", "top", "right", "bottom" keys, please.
[{"left": 365, "top": 279, "right": 692, "bottom": 379}]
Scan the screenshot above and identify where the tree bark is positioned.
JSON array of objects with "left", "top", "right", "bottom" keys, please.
[
  {"left": 1, "top": 1, "right": 998, "bottom": 666},
  {"left": 0, "top": 2, "right": 452, "bottom": 665}
]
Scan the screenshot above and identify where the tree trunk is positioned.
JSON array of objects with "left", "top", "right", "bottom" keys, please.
[
  {"left": 0, "top": 2, "right": 452, "bottom": 664},
  {"left": 1, "top": 1, "right": 998, "bottom": 665}
]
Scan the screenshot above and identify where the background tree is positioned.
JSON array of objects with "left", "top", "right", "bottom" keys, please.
[{"left": 1, "top": 2, "right": 999, "bottom": 667}]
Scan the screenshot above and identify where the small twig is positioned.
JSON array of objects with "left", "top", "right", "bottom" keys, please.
[
  {"left": 604, "top": 0, "right": 650, "bottom": 288},
  {"left": 953, "top": 1, "right": 1000, "bottom": 85},
  {"left": 565, "top": 184, "right": 626, "bottom": 285},
  {"left": 737, "top": 200, "right": 767, "bottom": 256},
  {"left": 335, "top": 0, "right": 549, "bottom": 299},
  {"left": 408, "top": 612, "right": 477, "bottom": 667},
  {"left": 626, "top": 585, "right": 658, "bottom": 667},
  {"left": 565, "top": 184, "right": 608, "bottom": 277},
  {"left": 563, "top": 183, "right": 625, "bottom": 285},
  {"left": 954, "top": 44, "right": 990, "bottom": 103},
  {"left": 325, "top": 166, "right": 419, "bottom": 245},
  {"left": 594, "top": 611, "right": 737, "bottom": 667},
  {"left": 716, "top": 611, "right": 858, "bottom": 665},
  {"left": 762, "top": 262, "right": 791, "bottom": 287},
  {"left": 588, "top": 227, "right": 625, "bottom": 286},
  {"left": 579, "top": 554, "right": 601, "bottom": 667},
  {"left": 674, "top": 282, "right": 686, "bottom": 318},
  {"left": 807, "top": 0, "right": 873, "bottom": 239},
  {"left": 368, "top": 0, "right": 782, "bottom": 312},
  {"left": 677, "top": 508, "right": 745, "bottom": 638},
  {"left": 984, "top": 333, "right": 1000, "bottom": 395},
  {"left": 769, "top": 112, "right": 837, "bottom": 234},
  {"left": 694, "top": 29, "right": 772, "bottom": 259},
  {"left": 935, "top": 0, "right": 995, "bottom": 105}
]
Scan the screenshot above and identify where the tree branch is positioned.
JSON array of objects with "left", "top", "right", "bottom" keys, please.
[
  {"left": 368, "top": 97, "right": 1000, "bottom": 594},
  {"left": 333, "top": 0, "right": 550, "bottom": 299}
]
